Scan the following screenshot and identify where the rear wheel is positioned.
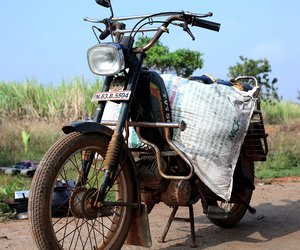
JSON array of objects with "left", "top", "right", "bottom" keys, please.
[
  {"left": 29, "top": 132, "right": 135, "bottom": 250},
  {"left": 207, "top": 154, "right": 254, "bottom": 227}
]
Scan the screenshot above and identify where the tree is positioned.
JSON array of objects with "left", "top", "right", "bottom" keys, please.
[
  {"left": 298, "top": 90, "right": 300, "bottom": 101},
  {"left": 170, "top": 49, "right": 203, "bottom": 77},
  {"left": 135, "top": 37, "right": 203, "bottom": 78},
  {"left": 228, "top": 56, "right": 280, "bottom": 102}
]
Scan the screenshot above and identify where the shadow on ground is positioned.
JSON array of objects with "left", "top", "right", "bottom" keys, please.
[{"left": 157, "top": 199, "right": 300, "bottom": 249}]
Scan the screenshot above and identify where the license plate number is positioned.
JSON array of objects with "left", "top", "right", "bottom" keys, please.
[{"left": 91, "top": 90, "right": 131, "bottom": 102}]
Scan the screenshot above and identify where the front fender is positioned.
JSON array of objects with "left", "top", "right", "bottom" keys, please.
[
  {"left": 62, "top": 120, "right": 140, "bottom": 203},
  {"left": 62, "top": 120, "right": 113, "bottom": 137}
]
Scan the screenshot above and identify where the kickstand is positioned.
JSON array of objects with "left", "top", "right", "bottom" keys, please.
[{"left": 158, "top": 204, "right": 197, "bottom": 248}]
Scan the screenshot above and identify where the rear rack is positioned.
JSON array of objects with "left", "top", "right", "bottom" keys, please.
[
  {"left": 235, "top": 76, "right": 269, "bottom": 161},
  {"left": 244, "top": 109, "right": 268, "bottom": 161}
]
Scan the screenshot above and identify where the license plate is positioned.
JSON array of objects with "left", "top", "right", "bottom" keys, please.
[{"left": 91, "top": 90, "right": 131, "bottom": 102}]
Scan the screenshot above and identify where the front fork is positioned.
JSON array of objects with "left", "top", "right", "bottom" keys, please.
[{"left": 93, "top": 52, "right": 145, "bottom": 200}]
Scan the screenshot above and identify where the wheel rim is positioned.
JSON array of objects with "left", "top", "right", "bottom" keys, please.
[
  {"left": 48, "top": 146, "right": 129, "bottom": 249},
  {"left": 215, "top": 200, "right": 243, "bottom": 216}
]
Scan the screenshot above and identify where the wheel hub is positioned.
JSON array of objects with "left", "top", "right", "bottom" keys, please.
[{"left": 70, "top": 187, "right": 99, "bottom": 220}]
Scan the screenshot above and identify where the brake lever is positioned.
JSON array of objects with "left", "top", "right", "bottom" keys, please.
[{"left": 182, "top": 23, "right": 195, "bottom": 41}]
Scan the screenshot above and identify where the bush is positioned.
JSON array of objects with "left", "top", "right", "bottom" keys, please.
[
  {"left": 262, "top": 101, "right": 300, "bottom": 124},
  {"left": 255, "top": 118, "right": 300, "bottom": 179},
  {"left": 0, "top": 77, "right": 103, "bottom": 121}
]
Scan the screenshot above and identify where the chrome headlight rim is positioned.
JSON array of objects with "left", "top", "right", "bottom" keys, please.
[{"left": 87, "top": 43, "right": 125, "bottom": 76}]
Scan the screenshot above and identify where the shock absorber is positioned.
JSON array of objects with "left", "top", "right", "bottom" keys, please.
[{"left": 99, "top": 133, "right": 124, "bottom": 199}]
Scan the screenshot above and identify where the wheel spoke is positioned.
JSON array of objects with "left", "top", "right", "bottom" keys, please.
[{"left": 30, "top": 133, "right": 132, "bottom": 249}]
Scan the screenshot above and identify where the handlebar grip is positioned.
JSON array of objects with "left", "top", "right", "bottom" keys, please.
[
  {"left": 192, "top": 18, "right": 221, "bottom": 32},
  {"left": 99, "top": 29, "right": 111, "bottom": 40}
]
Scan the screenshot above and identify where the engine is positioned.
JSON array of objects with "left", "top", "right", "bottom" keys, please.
[
  {"left": 137, "top": 155, "right": 192, "bottom": 207},
  {"left": 161, "top": 179, "right": 191, "bottom": 206},
  {"left": 137, "top": 155, "right": 165, "bottom": 189}
]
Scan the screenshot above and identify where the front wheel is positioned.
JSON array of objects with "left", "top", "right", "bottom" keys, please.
[
  {"left": 29, "top": 132, "right": 135, "bottom": 250},
  {"left": 207, "top": 153, "right": 254, "bottom": 227}
]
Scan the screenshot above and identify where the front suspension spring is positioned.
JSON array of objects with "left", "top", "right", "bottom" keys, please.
[{"left": 103, "top": 134, "right": 124, "bottom": 171}]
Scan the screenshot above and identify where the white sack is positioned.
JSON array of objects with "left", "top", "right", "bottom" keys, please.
[
  {"left": 162, "top": 74, "right": 258, "bottom": 201},
  {"left": 101, "top": 74, "right": 258, "bottom": 201}
]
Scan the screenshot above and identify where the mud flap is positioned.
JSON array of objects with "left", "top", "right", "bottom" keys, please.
[{"left": 125, "top": 204, "right": 152, "bottom": 247}]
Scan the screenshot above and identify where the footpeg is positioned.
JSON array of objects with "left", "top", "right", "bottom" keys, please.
[
  {"left": 247, "top": 205, "right": 256, "bottom": 214},
  {"left": 207, "top": 206, "right": 229, "bottom": 219},
  {"left": 235, "top": 193, "right": 256, "bottom": 214}
]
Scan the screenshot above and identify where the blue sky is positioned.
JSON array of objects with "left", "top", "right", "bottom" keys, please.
[{"left": 0, "top": 0, "right": 299, "bottom": 101}]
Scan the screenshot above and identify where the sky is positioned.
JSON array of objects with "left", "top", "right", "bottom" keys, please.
[{"left": 0, "top": 0, "right": 299, "bottom": 102}]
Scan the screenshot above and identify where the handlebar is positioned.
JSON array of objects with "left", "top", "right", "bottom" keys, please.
[
  {"left": 192, "top": 18, "right": 221, "bottom": 32},
  {"left": 85, "top": 11, "right": 221, "bottom": 52},
  {"left": 138, "top": 13, "right": 221, "bottom": 52}
]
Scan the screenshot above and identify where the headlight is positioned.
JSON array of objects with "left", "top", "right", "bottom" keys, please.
[{"left": 87, "top": 44, "right": 125, "bottom": 76}]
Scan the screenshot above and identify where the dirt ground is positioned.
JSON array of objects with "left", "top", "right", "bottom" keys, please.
[{"left": 0, "top": 181, "right": 299, "bottom": 250}]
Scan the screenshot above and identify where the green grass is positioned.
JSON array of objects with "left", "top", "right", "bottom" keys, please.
[
  {"left": 262, "top": 101, "right": 300, "bottom": 124},
  {"left": 0, "top": 174, "right": 31, "bottom": 221},
  {"left": 0, "top": 202, "right": 16, "bottom": 222},
  {"left": 0, "top": 174, "right": 31, "bottom": 201},
  {"left": 0, "top": 120, "right": 62, "bottom": 167},
  {"left": 255, "top": 118, "right": 300, "bottom": 179},
  {"left": 0, "top": 77, "right": 103, "bottom": 121},
  {"left": 255, "top": 151, "right": 300, "bottom": 179},
  {"left": 1, "top": 78, "right": 299, "bottom": 124}
]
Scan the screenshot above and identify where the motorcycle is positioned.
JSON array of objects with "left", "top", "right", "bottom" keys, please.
[{"left": 29, "top": 0, "right": 268, "bottom": 249}]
